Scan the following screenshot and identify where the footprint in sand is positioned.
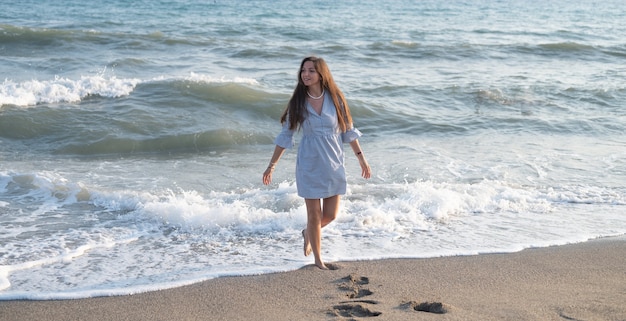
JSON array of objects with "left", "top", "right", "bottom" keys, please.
[
  {"left": 331, "top": 304, "right": 382, "bottom": 318},
  {"left": 338, "top": 274, "right": 372, "bottom": 299},
  {"left": 325, "top": 263, "right": 341, "bottom": 270},
  {"left": 401, "top": 301, "right": 451, "bottom": 314},
  {"left": 330, "top": 274, "right": 382, "bottom": 318}
]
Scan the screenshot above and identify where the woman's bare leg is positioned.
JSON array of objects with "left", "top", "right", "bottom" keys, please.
[
  {"left": 304, "top": 195, "right": 341, "bottom": 269},
  {"left": 305, "top": 198, "right": 327, "bottom": 269},
  {"left": 321, "top": 195, "right": 340, "bottom": 227},
  {"left": 302, "top": 229, "right": 312, "bottom": 257}
]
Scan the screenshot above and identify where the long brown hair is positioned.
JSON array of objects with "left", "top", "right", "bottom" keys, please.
[{"left": 280, "top": 56, "right": 353, "bottom": 132}]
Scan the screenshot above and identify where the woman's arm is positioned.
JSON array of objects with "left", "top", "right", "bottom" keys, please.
[
  {"left": 349, "top": 139, "right": 371, "bottom": 179},
  {"left": 263, "top": 145, "right": 286, "bottom": 185}
]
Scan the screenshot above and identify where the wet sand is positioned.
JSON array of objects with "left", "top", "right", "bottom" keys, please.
[{"left": 1, "top": 238, "right": 625, "bottom": 321}]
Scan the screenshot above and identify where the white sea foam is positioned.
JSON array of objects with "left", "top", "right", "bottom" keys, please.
[
  {"left": 1, "top": 170, "right": 625, "bottom": 300},
  {"left": 391, "top": 40, "right": 419, "bottom": 48},
  {"left": 0, "top": 76, "right": 140, "bottom": 107},
  {"left": 183, "top": 72, "right": 259, "bottom": 85}
]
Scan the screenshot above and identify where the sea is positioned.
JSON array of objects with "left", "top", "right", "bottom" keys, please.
[{"left": 1, "top": 0, "right": 625, "bottom": 300}]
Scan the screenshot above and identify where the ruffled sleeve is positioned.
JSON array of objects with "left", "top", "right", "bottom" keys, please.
[
  {"left": 341, "top": 125, "right": 362, "bottom": 143},
  {"left": 336, "top": 100, "right": 362, "bottom": 143},
  {"left": 274, "top": 120, "right": 295, "bottom": 149}
]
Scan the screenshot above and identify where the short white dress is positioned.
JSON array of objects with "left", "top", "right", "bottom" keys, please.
[{"left": 274, "top": 94, "right": 362, "bottom": 199}]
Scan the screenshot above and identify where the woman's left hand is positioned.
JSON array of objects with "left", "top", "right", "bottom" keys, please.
[{"left": 358, "top": 157, "right": 371, "bottom": 179}]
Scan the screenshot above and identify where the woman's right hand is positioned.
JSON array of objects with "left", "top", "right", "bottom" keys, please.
[{"left": 263, "top": 146, "right": 285, "bottom": 185}]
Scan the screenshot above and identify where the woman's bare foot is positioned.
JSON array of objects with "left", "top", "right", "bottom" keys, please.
[
  {"left": 315, "top": 260, "right": 329, "bottom": 270},
  {"left": 302, "top": 229, "right": 312, "bottom": 257}
]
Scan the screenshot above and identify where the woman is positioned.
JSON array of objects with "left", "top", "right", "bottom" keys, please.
[{"left": 263, "top": 56, "right": 371, "bottom": 270}]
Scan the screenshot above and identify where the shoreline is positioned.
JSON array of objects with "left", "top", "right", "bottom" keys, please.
[{"left": 1, "top": 237, "right": 625, "bottom": 321}]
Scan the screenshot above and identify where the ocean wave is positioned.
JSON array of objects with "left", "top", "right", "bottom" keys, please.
[
  {"left": 0, "top": 73, "right": 262, "bottom": 107},
  {"left": 0, "top": 76, "right": 140, "bottom": 107},
  {"left": 56, "top": 129, "right": 272, "bottom": 156},
  {"left": 363, "top": 39, "right": 624, "bottom": 62},
  {"left": 0, "top": 24, "right": 76, "bottom": 43},
  {"left": 2, "top": 74, "right": 623, "bottom": 152},
  {"left": 2, "top": 170, "right": 623, "bottom": 243},
  {"left": 0, "top": 23, "right": 213, "bottom": 50},
  {"left": 538, "top": 41, "right": 596, "bottom": 52}
]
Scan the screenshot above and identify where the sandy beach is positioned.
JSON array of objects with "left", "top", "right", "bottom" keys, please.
[{"left": 1, "top": 238, "right": 624, "bottom": 321}]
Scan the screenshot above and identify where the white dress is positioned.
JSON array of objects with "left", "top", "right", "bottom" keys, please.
[{"left": 274, "top": 94, "right": 362, "bottom": 199}]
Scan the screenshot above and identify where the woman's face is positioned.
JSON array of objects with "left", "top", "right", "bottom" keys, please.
[{"left": 301, "top": 61, "right": 320, "bottom": 88}]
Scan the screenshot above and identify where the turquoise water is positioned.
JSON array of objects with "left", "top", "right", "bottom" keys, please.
[{"left": 1, "top": 0, "right": 625, "bottom": 299}]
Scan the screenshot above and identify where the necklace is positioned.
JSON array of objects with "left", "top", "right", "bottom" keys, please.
[{"left": 306, "top": 89, "right": 324, "bottom": 100}]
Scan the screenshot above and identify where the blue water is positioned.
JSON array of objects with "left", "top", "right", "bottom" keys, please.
[{"left": 1, "top": 0, "right": 625, "bottom": 299}]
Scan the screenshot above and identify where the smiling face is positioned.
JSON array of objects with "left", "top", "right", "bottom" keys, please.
[{"left": 301, "top": 60, "right": 321, "bottom": 88}]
